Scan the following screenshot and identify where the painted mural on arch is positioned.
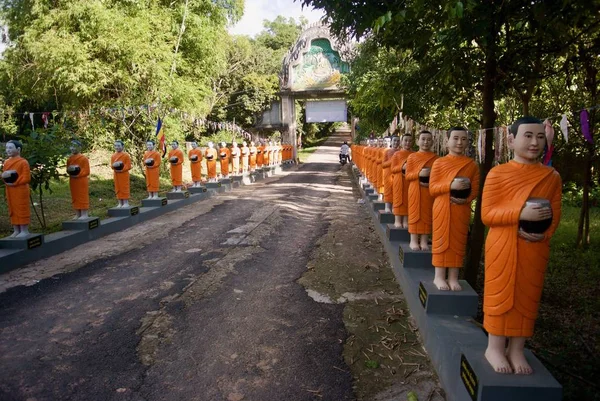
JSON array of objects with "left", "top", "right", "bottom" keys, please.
[{"left": 291, "top": 39, "right": 350, "bottom": 91}]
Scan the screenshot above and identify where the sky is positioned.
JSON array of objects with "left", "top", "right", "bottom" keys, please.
[{"left": 229, "top": 0, "right": 326, "bottom": 37}]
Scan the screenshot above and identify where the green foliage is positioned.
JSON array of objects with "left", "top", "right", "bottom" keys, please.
[{"left": 19, "top": 124, "right": 72, "bottom": 228}]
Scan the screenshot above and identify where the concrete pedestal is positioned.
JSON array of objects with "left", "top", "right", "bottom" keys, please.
[
  {"left": 377, "top": 211, "right": 395, "bottom": 224},
  {"left": 365, "top": 187, "right": 375, "bottom": 195},
  {"left": 399, "top": 242, "right": 434, "bottom": 268},
  {"left": 386, "top": 224, "right": 410, "bottom": 242},
  {"left": 416, "top": 277, "right": 479, "bottom": 317},
  {"left": 458, "top": 347, "right": 562, "bottom": 401},
  {"left": 0, "top": 233, "right": 44, "bottom": 250},
  {"left": 372, "top": 201, "right": 385, "bottom": 211},
  {"left": 141, "top": 198, "right": 168, "bottom": 208},
  {"left": 62, "top": 217, "right": 101, "bottom": 231},
  {"left": 205, "top": 182, "right": 224, "bottom": 193},
  {"left": 166, "top": 191, "right": 190, "bottom": 200},
  {"left": 367, "top": 194, "right": 378, "bottom": 202},
  {"left": 242, "top": 173, "right": 252, "bottom": 185},
  {"left": 188, "top": 186, "right": 207, "bottom": 194},
  {"left": 107, "top": 206, "right": 139, "bottom": 218}
]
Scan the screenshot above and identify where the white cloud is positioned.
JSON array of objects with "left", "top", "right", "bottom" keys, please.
[{"left": 229, "top": 0, "right": 325, "bottom": 37}]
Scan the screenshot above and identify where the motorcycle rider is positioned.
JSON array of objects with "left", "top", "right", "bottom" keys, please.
[{"left": 340, "top": 141, "right": 351, "bottom": 163}]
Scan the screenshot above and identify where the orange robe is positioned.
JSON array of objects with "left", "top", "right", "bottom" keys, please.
[
  {"left": 219, "top": 147, "right": 231, "bottom": 176},
  {"left": 390, "top": 150, "right": 413, "bottom": 216},
  {"left": 188, "top": 148, "right": 203, "bottom": 182},
  {"left": 143, "top": 150, "right": 161, "bottom": 192},
  {"left": 264, "top": 147, "right": 271, "bottom": 166},
  {"left": 257, "top": 146, "right": 265, "bottom": 167},
  {"left": 67, "top": 153, "right": 90, "bottom": 210},
  {"left": 205, "top": 148, "right": 218, "bottom": 179},
  {"left": 429, "top": 155, "right": 480, "bottom": 268},
  {"left": 231, "top": 147, "right": 240, "bottom": 174},
  {"left": 111, "top": 151, "right": 131, "bottom": 200},
  {"left": 249, "top": 146, "right": 257, "bottom": 170},
  {"left": 382, "top": 148, "right": 396, "bottom": 201},
  {"left": 482, "top": 161, "right": 562, "bottom": 337},
  {"left": 241, "top": 146, "right": 249, "bottom": 171},
  {"left": 168, "top": 148, "right": 184, "bottom": 186},
  {"left": 3, "top": 156, "right": 31, "bottom": 225},
  {"left": 376, "top": 148, "right": 386, "bottom": 193},
  {"left": 406, "top": 151, "right": 438, "bottom": 235}
]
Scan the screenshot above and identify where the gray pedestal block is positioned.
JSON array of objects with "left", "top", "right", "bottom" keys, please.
[
  {"left": 141, "top": 198, "right": 168, "bottom": 208},
  {"left": 386, "top": 224, "right": 410, "bottom": 242},
  {"left": 411, "top": 274, "right": 478, "bottom": 317},
  {"left": 62, "top": 217, "right": 101, "bottom": 231},
  {"left": 367, "top": 194, "right": 378, "bottom": 202},
  {"left": 365, "top": 187, "right": 375, "bottom": 195},
  {"left": 399, "top": 242, "right": 434, "bottom": 268},
  {"left": 377, "top": 211, "right": 395, "bottom": 224},
  {"left": 188, "top": 187, "right": 207, "bottom": 194},
  {"left": 107, "top": 206, "right": 139, "bottom": 218},
  {"left": 241, "top": 173, "right": 252, "bottom": 185},
  {"left": 372, "top": 201, "right": 385, "bottom": 211},
  {"left": 166, "top": 191, "right": 190, "bottom": 200},
  {"left": 458, "top": 347, "right": 562, "bottom": 401},
  {"left": 232, "top": 175, "right": 243, "bottom": 183},
  {"left": 205, "top": 182, "right": 224, "bottom": 193},
  {"left": 0, "top": 234, "right": 44, "bottom": 250}
]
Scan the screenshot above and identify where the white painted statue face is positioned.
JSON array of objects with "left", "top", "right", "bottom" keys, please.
[
  {"left": 70, "top": 142, "right": 81, "bottom": 154},
  {"left": 232, "top": 142, "right": 238, "bottom": 148},
  {"left": 146, "top": 141, "right": 155, "bottom": 151},
  {"left": 5, "top": 142, "right": 18, "bottom": 157},
  {"left": 114, "top": 141, "right": 124, "bottom": 152},
  {"left": 208, "top": 142, "right": 214, "bottom": 149},
  {"left": 447, "top": 130, "right": 468, "bottom": 156},
  {"left": 401, "top": 135, "right": 413, "bottom": 150},
  {"left": 384, "top": 138, "right": 391, "bottom": 148},
  {"left": 509, "top": 123, "right": 546, "bottom": 164},
  {"left": 221, "top": 142, "right": 226, "bottom": 148},
  {"left": 243, "top": 141, "right": 247, "bottom": 146},
  {"left": 171, "top": 142, "right": 178, "bottom": 150},
  {"left": 417, "top": 133, "right": 433, "bottom": 151},
  {"left": 391, "top": 137, "right": 400, "bottom": 148},
  {"left": 191, "top": 142, "right": 198, "bottom": 149}
]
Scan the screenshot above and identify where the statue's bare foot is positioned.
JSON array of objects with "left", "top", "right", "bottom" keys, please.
[
  {"left": 409, "top": 241, "right": 420, "bottom": 251},
  {"left": 9, "top": 232, "right": 19, "bottom": 238},
  {"left": 16, "top": 232, "right": 29, "bottom": 238},
  {"left": 485, "top": 349, "right": 513, "bottom": 374},
  {"left": 449, "top": 279, "right": 463, "bottom": 291},
  {"left": 73, "top": 215, "right": 80, "bottom": 220},
  {"left": 508, "top": 351, "right": 533, "bottom": 375},
  {"left": 434, "top": 278, "right": 450, "bottom": 291},
  {"left": 393, "top": 222, "right": 403, "bottom": 228},
  {"left": 420, "top": 240, "right": 429, "bottom": 251}
]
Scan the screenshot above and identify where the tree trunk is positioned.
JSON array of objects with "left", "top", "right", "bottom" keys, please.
[{"left": 464, "top": 20, "right": 498, "bottom": 290}]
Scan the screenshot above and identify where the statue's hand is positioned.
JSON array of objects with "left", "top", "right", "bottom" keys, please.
[
  {"left": 1, "top": 170, "right": 13, "bottom": 179},
  {"left": 419, "top": 182, "right": 429, "bottom": 188},
  {"left": 518, "top": 230, "right": 545, "bottom": 242},
  {"left": 450, "top": 197, "right": 467, "bottom": 205},
  {"left": 520, "top": 205, "right": 552, "bottom": 221}
]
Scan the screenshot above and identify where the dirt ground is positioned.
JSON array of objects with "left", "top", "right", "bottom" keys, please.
[{"left": 297, "top": 164, "right": 444, "bottom": 401}]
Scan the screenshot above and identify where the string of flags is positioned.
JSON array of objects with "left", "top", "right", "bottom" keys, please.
[
  {"left": 381, "top": 106, "right": 597, "bottom": 166},
  {"left": 0, "top": 104, "right": 254, "bottom": 140}
]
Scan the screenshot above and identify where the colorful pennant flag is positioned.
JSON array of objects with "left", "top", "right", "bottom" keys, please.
[{"left": 155, "top": 117, "right": 167, "bottom": 157}]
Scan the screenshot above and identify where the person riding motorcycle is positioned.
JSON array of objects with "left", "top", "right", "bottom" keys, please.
[{"left": 339, "top": 141, "right": 350, "bottom": 164}]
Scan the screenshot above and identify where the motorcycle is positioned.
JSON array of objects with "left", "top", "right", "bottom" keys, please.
[{"left": 339, "top": 153, "right": 349, "bottom": 165}]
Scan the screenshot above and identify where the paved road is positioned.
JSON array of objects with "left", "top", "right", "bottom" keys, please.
[{"left": 0, "top": 134, "right": 354, "bottom": 401}]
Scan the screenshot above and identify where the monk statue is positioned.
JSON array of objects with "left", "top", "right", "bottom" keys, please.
[
  {"left": 241, "top": 141, "right": 250, "bottom": 173},
  {"left": 482, "top": 117, "right": 561, "bottom": 375},
  {"left": 377, "top": 137, "right": 391, "bottom": 201},
  {"left": 168, "top": 141, "right": 184, "bottom": 192},
  {"left": 231, "top": 141, "right": 241, "bottom": 175},
  {"left": 144, "top": 140, "right": 161, "bottom": 199},
  {"left": 111, "top": 140, "right": 131, "bottom": 208},
  {"left": 205, "top": 142, "right": 218, "bottom": 182},
  {"left": 188, "top": 141, "right": 203, "bottom": 187},
  {"left": 67, "top": 140, "right": 91, "bottom": 219},
  {"left": 406, "top": 131, "right": 438, "bottom": 250},
  {"left": 391, "top": 134, "right": 414, "bottom": 228},
  {"left": 218, "top": 142, "right": 231, "bottom": 178},
  {"left": 2, "top": 140, "right": 31, "bottom": 237},
  {"left": 382, "top": 136, "right": 399, "bottom": 212},
  {"left": 249, "top": 141, "right": 258, "bottom": 172},
  {"left": 256, "top": 141, "right": 265, "bottom": 168},
  {"left": 264, "top": 142, "right": 272, "bottom": 167},
  {"left": 429, "top": 128, "right": 480, "bottom": 291}
]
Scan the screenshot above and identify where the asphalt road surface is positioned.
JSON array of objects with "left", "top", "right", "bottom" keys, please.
[{"left": 0, "top": 134, "right": 355, "bottom": 401}]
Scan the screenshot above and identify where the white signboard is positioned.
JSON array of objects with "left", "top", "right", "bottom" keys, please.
[{"left": 306, "top": 100, "right": 347, "bottom": 123}]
